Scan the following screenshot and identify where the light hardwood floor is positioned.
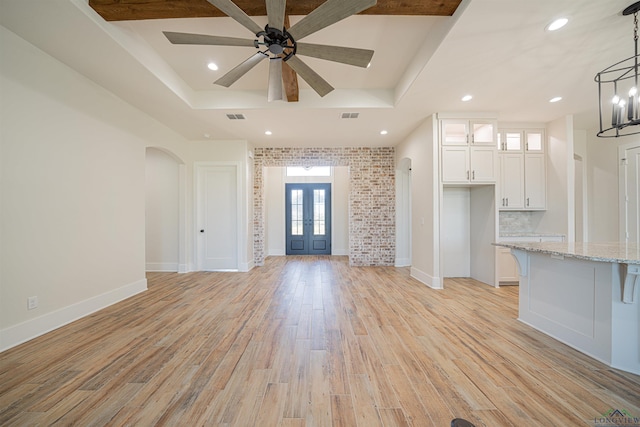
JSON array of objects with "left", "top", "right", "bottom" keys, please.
[{"left": 1, "top": 256, "right": 639, "bottom": 426}]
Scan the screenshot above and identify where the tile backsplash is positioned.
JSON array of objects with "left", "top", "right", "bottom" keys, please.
[{"left": 499, "top": 211, "right": 543, "bottom": 233}]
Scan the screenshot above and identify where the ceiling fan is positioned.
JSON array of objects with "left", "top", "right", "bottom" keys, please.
[{"left": 163, "top": 0, "right": 377, "bottom": 101}]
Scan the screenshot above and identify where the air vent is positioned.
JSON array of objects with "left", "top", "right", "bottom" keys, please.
[
  {"left": 340, "top": 112, "right": 359, "bottom": 119},
  {"left": 226, "top": 113, "right": 246, "bottom": 120}
]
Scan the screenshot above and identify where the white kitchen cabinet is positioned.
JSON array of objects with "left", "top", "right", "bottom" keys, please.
[
  {"left": 442, "top": 146, "right": 497, "bottom": 183},
  {"left": 441, "top": 119, "right": 496, "bottom": 146},
  {"left": 441, "top": 146, "right": 469, "bottom": 182},
  {"left": 441, "top": 119, "right": 497, "bottom": 184},
  {"left": 500, "top": 153, "right": 525, "bottom": 209},
  {"left": 524, "top": 154, "right": 546, "bottom": 209},
  {"left": 498, "top": 128, "right": 546, "bottom": 210},
  {"left": 525, "top": 130, "right": 544, "bottom": 153},
  {"left": 497, "top": 130, "right": 524, "bottom": 152}
]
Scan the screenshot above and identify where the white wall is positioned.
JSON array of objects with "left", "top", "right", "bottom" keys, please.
[
  {"left": 0, "top": 26, "right": 186, "bottom": 350},
  {"left": 145, "top": 148, "right": 180, "bottom": 271},
  {"left": 538, "top": 116, "right": 574, "bottom": 239},
  {"left": 395, "top": 158, "right": 412, "bottom": 266},
  {"left": 264, "top": 166, "right": 349, "bottom": 256},
  {"left": 442, "top": 188, "right": 471, "bottom": 277},
  {"left": 395, "top": 116, "right": 440, "bottom": 287},
  {"left": 265, "top": 167, "right": 285, "bottom": 255},
  {"left": 585, "top": 133, "right": 627, "bottom": 241}
]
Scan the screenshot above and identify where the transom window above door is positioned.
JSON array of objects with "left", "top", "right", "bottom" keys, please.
[{"left": 286, "top": 166, "right": 332, "bottom": 177}]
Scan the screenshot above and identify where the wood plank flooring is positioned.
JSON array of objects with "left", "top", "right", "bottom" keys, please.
[{"left": 1, "top": 256, "right": 639, "bottom": 426}]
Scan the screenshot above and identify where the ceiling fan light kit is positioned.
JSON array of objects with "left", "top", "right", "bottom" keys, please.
[
  {"left": 164, "top": 0, "right": 377, "bottom": 102},
  {"left": 595, "top": 1, "right": 640, "bottom": 137}
]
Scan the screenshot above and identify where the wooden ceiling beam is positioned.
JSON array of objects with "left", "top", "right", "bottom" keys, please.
[
  {"left": 88, "top": 0, "right": 463, "bottom": 22},
  {"left": 282, "top": 14, "right": 299, "bottom": 102}
]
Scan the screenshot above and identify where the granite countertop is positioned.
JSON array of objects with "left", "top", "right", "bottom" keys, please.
[
  {"left": 499, "top": 232, "right": 565, "bottom": 237},
  {"left": 493, "top": 241, "right": 640, "bottom": 264}
]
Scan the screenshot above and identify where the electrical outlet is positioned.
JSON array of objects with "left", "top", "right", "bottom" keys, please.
[{"left": 27, "top": 296, "right": 38, "bottom": 310}]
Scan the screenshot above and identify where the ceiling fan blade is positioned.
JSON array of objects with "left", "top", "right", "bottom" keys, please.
[
  {"left": 215, "top": 52, "right": 267, "bottom": 87},
  {"left": 206, "top": 0, "right": 263, "bottom": 35},
  {"left": 285, "top": 56, "right": 334, "bottom": 97},
  {"left": 266, "top": 0, "right": 286, "bottom": 31},
  {"left": 268, "top": 57, "right": 284, "bottom": 102},
  {"left": 288, "top": 0, "right": 377, "bottom": 41},
  {"left": 296, "top": 42, "right": 374, "bottom": 68},
  {"left": 163, "top": 31, "right": 255, "bottom": 47}
]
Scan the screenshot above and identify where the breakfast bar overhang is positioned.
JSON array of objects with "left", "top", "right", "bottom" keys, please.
[{"left": 493, "top": 241, "right": 640, "bottom": 376}]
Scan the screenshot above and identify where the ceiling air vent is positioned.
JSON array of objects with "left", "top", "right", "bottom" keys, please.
[
  {"left": 226, "top": 113, "right": 246, "bottom": 120},
  {"left": 340, "top": 112, "right": 359, "bottom": 119}
]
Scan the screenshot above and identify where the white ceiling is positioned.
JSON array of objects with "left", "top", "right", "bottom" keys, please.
[{"left": 0, "top": 0, "right": 636, "bottom": 147}]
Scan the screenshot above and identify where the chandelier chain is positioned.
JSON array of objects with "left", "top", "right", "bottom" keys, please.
[{"left": 635, "top": 11, "right": 638, "bottom": 41}]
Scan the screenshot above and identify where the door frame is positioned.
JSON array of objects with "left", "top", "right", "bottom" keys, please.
[
  {"left": 285, "top": 182, "right": 332, "bottom": 255},
  {"left": 194, "top": 161, "right": 245, "bottom": 271},
  {"left": 619, "top": 141, "right": 640, "bottom": 242}
]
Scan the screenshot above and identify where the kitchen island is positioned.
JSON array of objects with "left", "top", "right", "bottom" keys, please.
[{"left": 493, "top": 241, "right": 640, "bottom": 375}]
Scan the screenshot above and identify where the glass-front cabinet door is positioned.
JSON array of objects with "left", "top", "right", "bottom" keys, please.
[
  {"left": 497, "top": 130, "right": 523, "bottom": 151},
  {"left": 472, "top": 121, "right": 495, "bottom": 145},
  {"left": 525, "top": 130, "right": 545, "bottom": 152}
]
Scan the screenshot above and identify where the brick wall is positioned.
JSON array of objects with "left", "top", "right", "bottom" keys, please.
[{"left": 254, "top": 147, "right": 395, "bottom": 266}]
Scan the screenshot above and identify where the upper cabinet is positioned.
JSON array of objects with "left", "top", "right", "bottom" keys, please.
[
  {"left": 440, "top": 119, "right": 497, "bottom": 184},
  {"left": 498, "top": 128, "right": 546, "bottom": 210},
  {"left": 525, "top": 130, "right": 544, "bottom": 153}
]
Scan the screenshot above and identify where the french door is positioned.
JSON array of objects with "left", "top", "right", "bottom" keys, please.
[{"left": 285, "top": 183, "right": 331, "bottom": 255}]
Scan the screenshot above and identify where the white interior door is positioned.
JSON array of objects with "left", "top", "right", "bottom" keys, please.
[{"left": 197, "top": 164, "right": 238, "bottom": 270}]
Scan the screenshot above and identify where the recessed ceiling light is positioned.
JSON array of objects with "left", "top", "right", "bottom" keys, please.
[
  {"left": 380, "top": 130, "right": 388, "bottom": 135},
  {"left": 207, "top": 62, "right": 219, "bottom": 71},
  {"left": 549, "top": 96, "right": 562, "bottom": 103},
  {"left": 265, "top": 130, "right": 272, "bottom": 135},
  {"left": 546, "top": 18, "right": 568, "bottom": 31},
  {"left": 462, "top": 95, "right": 473, "bottom": 102}
]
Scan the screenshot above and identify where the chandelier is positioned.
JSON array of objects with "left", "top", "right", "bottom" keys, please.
[{"left": 595, "top": 1, "right": 640, "bottom": 137}]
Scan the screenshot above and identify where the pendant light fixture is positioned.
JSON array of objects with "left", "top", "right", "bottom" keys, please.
[{"left": 595, "top": 1, "right": 640, "bottom": 137}]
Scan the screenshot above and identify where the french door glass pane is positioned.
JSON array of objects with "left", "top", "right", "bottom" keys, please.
[
  {"left": 313, "top": 189, "right": 326, "bottom": 235},
  {"left": 291, "top": 189, "right": 303, "bottom": 235}
]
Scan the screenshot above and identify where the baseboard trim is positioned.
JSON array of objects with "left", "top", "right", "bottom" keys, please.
[
  {"left": 395, "top": 257, "right": 411, "bottom": 267},
  {"left": 0, "top": 278, "right": 147, "bottom": 352},
  {"left": 239, "top": 260, "right": 255, "bottom": 272},
  {"left": 146, "top": 262, "right": 178, "bottom": 272},
  {"left": 410, "top": 267, "right": 443, "bottom": 289}
]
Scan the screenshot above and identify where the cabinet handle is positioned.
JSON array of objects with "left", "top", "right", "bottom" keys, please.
[
  {"left": 527, "top": 197, "right": 530, "bottom": 206},
  {"left": 467, "top": 170, "right": 470, "bottom": 180},
  {"left": 506, "top": 197, "right": 509, "bottom": 206},
  {"left": 502, "top": 198, "right": 505, "bottom": 206},
  {"left": 472, "top": 170, "right": 475, "bottom": 180}
]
